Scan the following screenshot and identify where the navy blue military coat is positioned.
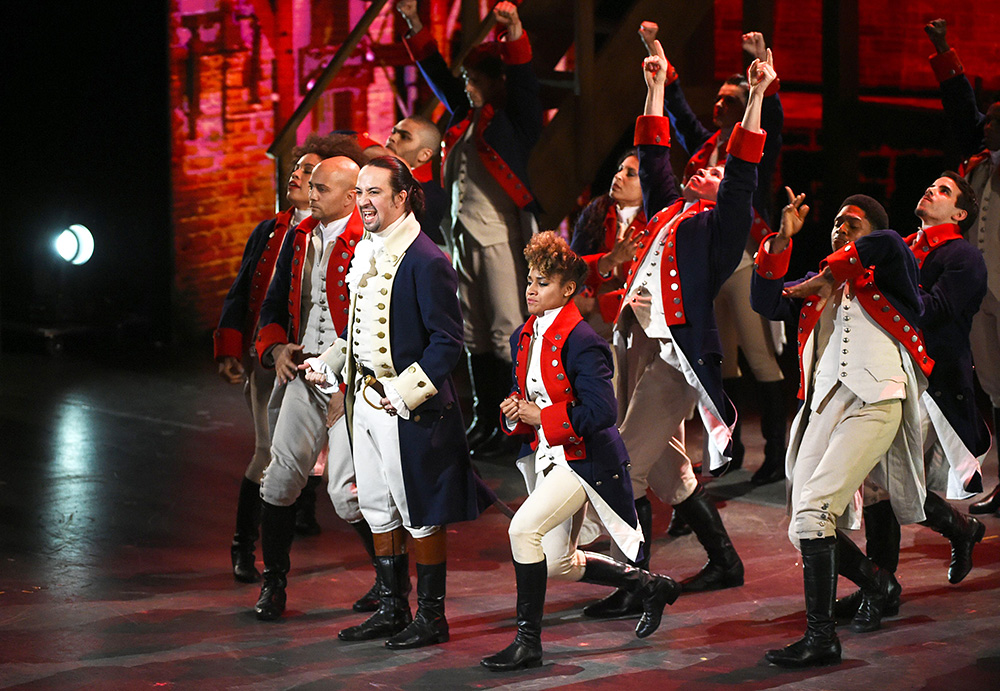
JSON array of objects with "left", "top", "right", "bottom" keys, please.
[
  {"left": 908, "top": 224, "right": 990, "bottom": 485},
  {"left": 632, "top": 116, "right": 765, "bottom": 465}
]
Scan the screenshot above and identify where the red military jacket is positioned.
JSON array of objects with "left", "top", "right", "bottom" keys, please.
[
  {"left": 615, "top": 198, "right": 714, "bottom": 326},
  {"left": 256, "top": 208, "right": 365, "bottom": 354},
  {"left": 581, "top": 205, "right": 648, "bottom": 323},
  {"left": 507, "top": 302, "right": 590, "bottom": 461},
  {"left": 754, "top": 233, "right": 935, "bottom": 400},
  {"left": 213, "top": 207, "right": 296, "bottom": 359},
  {"left": 904, "top": 223, "right": 965, "bottom": 268}
]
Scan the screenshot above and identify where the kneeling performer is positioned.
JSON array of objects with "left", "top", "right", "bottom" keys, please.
[{"left": 481, "top": 232, "right": 680, "bottom": 672}]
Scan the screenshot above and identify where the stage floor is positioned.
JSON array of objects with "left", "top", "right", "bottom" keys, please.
[{"left": 1, "top": 349, "right": 998, "bottom": 690}]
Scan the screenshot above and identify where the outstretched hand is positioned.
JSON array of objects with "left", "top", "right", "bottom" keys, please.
[
  {"left": 780, "top": 186, "right": 810, "bottom": 239},
  {"left": 747, "top": 48, "right": 776, "bottom": 94},
  {"left": 783, "top": 267, "right": 835, "bottom": 301},
  {"left": 598, "top": 222, "right": 642, "bottom": 276},
  {"left": 742, "top": 31, "right": 767, "bottom": 61},
  {"left": 924, "top": 18, "right": 949, "bottom": 53}
]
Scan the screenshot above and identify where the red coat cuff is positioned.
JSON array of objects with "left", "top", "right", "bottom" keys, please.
[
  {"left": 583, "top": 253, "right": 610, "bottom": 288},
  {"left": 403, "top": 27, "right": 438, "bottom": 63},
  {"left": 664, "top": 59, "right": 679, "bottom": 85},
  {"left": 540, "top": 402, "right": 579, "bottom": 446},
  {"left": 634, "top": 115, "right": 671, "bottom": 147},
  {"left": 763, "top": 77, "right": 781, "bottom": 98},
  {"left": 726, "top": 123, "right": 766, "bottom": 163},
  {"left": 754, "top": 233, "right": 792, "bottom": 279},
  {"left": 929, "top": 49, "right": 964, "bottom": 83},
  {"left": 214, "top": 327, "right": 243, "bottom": 360},
  {"left": 503, "top": 416, "right": 534, "bottom": 437},
  {"left": 498, "top": 31, "right": 532, "bottom": 65},
  {"left": 255, "top": 323, "right": 289, "bottom": 366},
  {"left": 822, "top": 242, "right": 866, "bottom": 282}
]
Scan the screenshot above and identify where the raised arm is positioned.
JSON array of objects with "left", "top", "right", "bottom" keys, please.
[
  {"left": 636, "top": 38, "right": 681, "bottom": 215},
  {"left": 924, "top": 19, "right": 988, "bottom": 158},
  {"left": 644, "top": 21, "right": 712, "bottom": 155},
  {"left": 492, "top": 2, "right": 543, "bottom": 150},
  {"left": 750, "top": 188, "right": 811, "bottom": 322},
  {"left": 706, "top": 52, "right": 774, "bottom": 277},
  {"left": 743, "top": 32, "right": 784, "bottom": 223},
  {"left": 399, "top": 1, "right": 470, "bottom": 117}
]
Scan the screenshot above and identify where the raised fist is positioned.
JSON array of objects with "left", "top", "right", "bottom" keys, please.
[
  {"left": 924, "top": 18, "right": 949, "bottom": 53},
  {"left": 638, "top": 21, "right": 659, "bottom": 54},
  {"left": 396, "top": 0, "right": 417, "bottom": 21},
  {"left": 742, "top": 32, "right": 767, "bottom": 61},
  {"left": 494, "top": 1, "right": 520, "bottom": 27},
  {"left": 493, "top": 1, "right": 523, "bottom": 41}
]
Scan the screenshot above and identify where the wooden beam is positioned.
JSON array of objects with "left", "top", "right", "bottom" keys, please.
[
  {"left": 821, "top": 0, "right": 860, "bottom": 212},
  {"left": 247, "top": 0, "right": 275, "bottom": 45},
  {"left": 267, "top": 0, "right": 391, "bottom": 210},
  {"left": 574, "top": 0, "right": 595, "bottom": 176},
  {"left": 528, "top": 0, "right": 713, "bottom": 229}
]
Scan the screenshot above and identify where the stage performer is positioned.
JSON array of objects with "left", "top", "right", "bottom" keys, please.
[
  {"left": 480, "top": 232, "right": 680, "bottom": 672},
  {"left": 752, "top": 188, "right": 931, "bottom": 667},
  {"left": 303, "top": 156, "right": 481, "bottom": 650}
]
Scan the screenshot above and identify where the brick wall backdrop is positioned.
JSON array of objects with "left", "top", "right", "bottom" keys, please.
[
  {"left": 170, "top": 2, "right": 280, "bottom": 334},
  {"left": 715, "top": 0, "right": 999, "bottom": 90},
  {"left": 168, "top": 0, "right": 403, "bottom": 334}
]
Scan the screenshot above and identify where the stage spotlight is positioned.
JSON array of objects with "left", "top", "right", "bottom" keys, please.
[{"left": 54, "top": 224, "right": 95, "bottom": 266}]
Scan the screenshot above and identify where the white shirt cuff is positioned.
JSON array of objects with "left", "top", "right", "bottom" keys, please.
[
  {"left": 304, "top": 357, "right": 339, "bottom": 394},
  {"left": 384, "top": 381, "right": 411, "bottom": 420}
]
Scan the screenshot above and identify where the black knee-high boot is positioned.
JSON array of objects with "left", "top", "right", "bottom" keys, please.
[
  {"left": 481, "top": 559, "right": 547, "bottom": 671},
  {"left": 254, "top": 501, "right": 296, "bottom": 620},
  {"left": 466, "top": 353, "right": 497, "bottom": 450},
  {"left": 232, "top": 477, "right": 262, "bottom": 583},
  {"left": 385, "top": 562, "right": 449, "bottom": 649},
  {"left": 834, "top": 500, "right": 900, "bottom": 619},
  {"left": 472, "top": 355, "right": 521, "bottom": 459},
  {"left": 674, "top": 484, "right": 744, "bottom": 592},
  {"left": 765, "top": 536, "right": 841, "bottom": 667},
  {"left": 836, "top": 530, "right": 900, "bottom": 633},
  {"left": 350, "top": 520, "right": 381, "bottom": 612},
  {"left": 294, "top": 475, "right": 322, "bottom": 536},
  {"left": 920, "top": 492, "right": 985, "bottom": 584},
  {"left": 752, "top": 380, "right": 788, "bottom": 485},
  {"left": 723, "top": 377, "right": 745, "bottom": 470},
  {"left": 582, "top": 496, "right": 652, "bottom": 618},
  {"left": 338, "top": 554, "right": 412, "bottom": 641},
  {"left": 578, "top": 551, "right": 680, "bottom": 638},
  {"left": 969, "top": 407, "right": 1000, "bottom": 514}
]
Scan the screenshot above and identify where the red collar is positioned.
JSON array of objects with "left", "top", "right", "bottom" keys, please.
[
  {"left": 522, "top": 301, "right": 583, "bottom": 345},
  {"left": 904, "top": 223, "right": 963, "bottom": 267}
]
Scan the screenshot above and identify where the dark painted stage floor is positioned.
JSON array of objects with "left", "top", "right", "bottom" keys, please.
[{"left": 2, "top": 347, "right": 999, "bottom": 690}]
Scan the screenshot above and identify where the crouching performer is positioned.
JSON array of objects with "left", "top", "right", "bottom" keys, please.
[
  {"left": 480, "top": 232, "right": 680, "bottom": 672},
  {"left": 751, "top": 189, "right": 932, "bottom": 667},
  {"left": 303, "top": 156, "right": 481, "bottom": 650}
]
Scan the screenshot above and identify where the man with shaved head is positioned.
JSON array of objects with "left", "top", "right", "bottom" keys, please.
[
  {"left": 252, "top": 155, "right": 375, "bottom": 621},
  {"left": 385, "top": 115, "right": 446, "bottom": 246},
  {"left": 214, "top": 134, "right": 363, "bottom": 583}
]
